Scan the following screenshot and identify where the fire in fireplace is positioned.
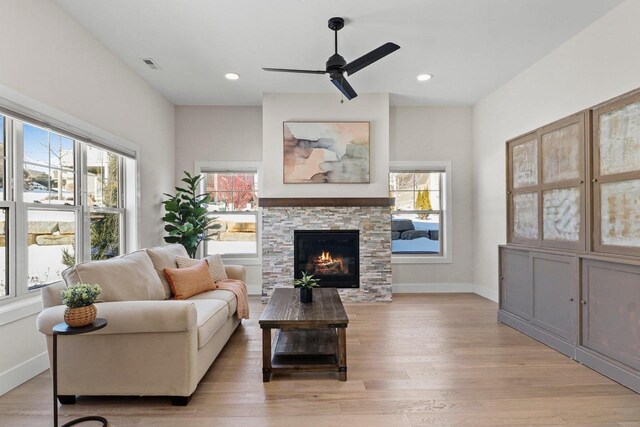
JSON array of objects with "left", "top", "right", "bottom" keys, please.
[{"left": 294, "top": 230, "right": 359, "bottom": 288}]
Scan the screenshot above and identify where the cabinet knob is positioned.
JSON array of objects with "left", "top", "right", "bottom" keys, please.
[
  {"left": 581, "top": 300, "right": 587, "bottom": 305},
  {"left": 500, "top": 276, "right": 504, "bottom": 280},
  {"left": 569, "top": 297, "right": 574, "bottom": 302},
  {"left": 592, "top": 179, "right": 598, "bottom": 183}
]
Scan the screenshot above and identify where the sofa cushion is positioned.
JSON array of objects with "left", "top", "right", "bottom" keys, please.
[
  {"left": 176, "top": 255, "right": 228, "bottom": 284},
  {"left": 164, "top": 259, "right": 216, "bottom": 300},
  {"left": 191, "top": 299, "right": 229, "bottom": 349},
  {"left": 205, "top": 255, "right": 228, "bottom": 282},
  {"left": 188, "top": 289, "right": 237, "bottom": 317},
  {"left": 62, "top": 250, "right": 165, "bottom": 302},
  {"left": 146, "top": 244, "right": 189, "bottom": 299}
]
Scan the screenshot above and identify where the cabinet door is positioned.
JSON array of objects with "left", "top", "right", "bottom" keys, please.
[
  {"left": 531, "top": 252, "right": 577, "bottom": 341},
  {"left": 582, "top": 259, "right": 640, "bottom": 371},
  {"left": 500, "top": 248, "right": 532, "bottom": 320}
]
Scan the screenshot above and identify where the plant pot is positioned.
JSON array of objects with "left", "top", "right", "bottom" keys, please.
[
  {"left": 64, "top": 304, "right": 97, "bottom": 328},
  {"left": 300, "top": 287, "right": 313, "bottom": 303}
]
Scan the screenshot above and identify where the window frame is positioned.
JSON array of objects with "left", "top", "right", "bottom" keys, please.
[
  {"left": 83, "top": 145, "right": 127, "bottom": 262},
  {"left": 0, "top": 102, "right": 140, "bottom": 311},
  {"left": 390, "top": 161, "right": 452, "bottom": 264},
  {"left": 195, "top": 161, "right": 262, "bottom": 263},
  {"left": 18, "top": 120, "right": 82, "bottom": 290}
]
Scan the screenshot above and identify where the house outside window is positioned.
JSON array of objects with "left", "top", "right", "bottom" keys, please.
[
  {"left": 199, "top": 166, "right": 259, "bottom": 258},
  {"left": 390, "top": 161, "right": 452, "bottom": 263}
]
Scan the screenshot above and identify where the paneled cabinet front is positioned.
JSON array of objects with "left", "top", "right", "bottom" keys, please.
[
  {"left": 530, "top": 252, "right": 577, "bottom": 342},
  {"left": 581, "top": 259, "right": 640, "bottom": 372},
  {"left": 500, "top": 247, "right": 532, "bottom": 320},
  {"left": 499, "top": 247, "right": 578, "bottom": 356}
]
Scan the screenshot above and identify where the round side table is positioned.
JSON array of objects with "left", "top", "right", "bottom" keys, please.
[{"left": 52, "top": 318, "right": 108, "bottom": 427}]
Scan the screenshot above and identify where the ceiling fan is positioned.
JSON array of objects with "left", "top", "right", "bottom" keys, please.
[{"left": 263, "top": 17, "right": 400, "bottom": 100}]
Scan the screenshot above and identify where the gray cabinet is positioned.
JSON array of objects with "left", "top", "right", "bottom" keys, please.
[
  {"left": 499, "top": 246, "right": 640, "bottom": 394},
  {"left": 581, "top": 259, "right": 640, "bottom": 371},
  {"left": 531, "top": 252, "right": 577, "bottom": 342},
  {"left": 500, "top": 248, "right": 531, "bottom": 320},
  {"left": 499, "top": 247, "right": 577, "bottom": 357}
]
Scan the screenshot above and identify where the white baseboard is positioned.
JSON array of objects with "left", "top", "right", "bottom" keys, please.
[
  {"left": 0, "top": 351, "right": 49, "bottom": 396},
  {"left": 474, "top": 284, "right": 499, "bottom": 302},
  {"left": 392, "top": 282, "right": 474, "bottom": 293}
]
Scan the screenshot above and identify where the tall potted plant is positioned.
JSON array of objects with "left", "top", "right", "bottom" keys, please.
[{"left": 162, "top": 171, "right": 220, "bottom": 258}]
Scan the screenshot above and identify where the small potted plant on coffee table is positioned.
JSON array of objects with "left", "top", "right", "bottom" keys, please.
[
  {"left": 61, "top": 284, "right": 102, "bottom": 327},
  {"left": 293, "top": 271, "right": 320, "bottom": 303}
]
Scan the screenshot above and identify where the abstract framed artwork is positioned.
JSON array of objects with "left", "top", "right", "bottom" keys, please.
[{"left": 283, "top": 121, "right": 370, "bottom": 183}]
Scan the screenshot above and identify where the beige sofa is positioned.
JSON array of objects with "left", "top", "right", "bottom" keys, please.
[{"left": 36, "top": 244, "right": 244, "bottom": 406}]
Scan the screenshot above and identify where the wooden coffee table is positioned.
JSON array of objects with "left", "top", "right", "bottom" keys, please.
[{"left": 259, "top": 288, "right": 349, "bottom": 382}]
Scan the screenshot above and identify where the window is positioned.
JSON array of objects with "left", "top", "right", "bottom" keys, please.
[
  {"left": 201, "top": 170, "right": 259, "bottom": 257},
  {"left": 23, "top": 124, "right": 79, "bottom": 288},
  {"left": 0, "top": 116, "right": 7, "bottom": 298},
  {"left": 87, "top": 146, "right": 124, "bottom": 260},
  {"left": 0, "top": 208, "right": 8, "bottom": 298},
  {"left": 389, "top": 162, "right": 451, "bottom": 261},
  {"left": 0, "top": 107, "right": 136, "bottom": 304}
]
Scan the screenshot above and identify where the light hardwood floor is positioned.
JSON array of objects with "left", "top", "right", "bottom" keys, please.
[{"left": 2, "top": 294, "right": 640, "bottom": 426}]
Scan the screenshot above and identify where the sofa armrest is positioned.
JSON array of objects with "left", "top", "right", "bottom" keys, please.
[
  {"left": 42, "top": 281, "right": 66, "bottom": 309},
  {"left": 224, "top": 265, "right": 246, "bottom": 282},
  {"left": 37, "top": 300, "right": 197, "bottom": 336}
]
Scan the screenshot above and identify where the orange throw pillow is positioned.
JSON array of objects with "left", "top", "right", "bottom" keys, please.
[{"left": 163, "top": 259, "right": 216, "bottom": 300}]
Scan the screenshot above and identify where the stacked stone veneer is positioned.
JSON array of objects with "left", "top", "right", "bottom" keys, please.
[{"left": 261, "top": 206, "right": 392, "bottom": 303}]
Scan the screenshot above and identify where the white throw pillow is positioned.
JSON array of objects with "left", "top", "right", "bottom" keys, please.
[
  {"left": 176, "top": 254, "right": 228, "bottom": 283},
  {"left": 146, "top": 244, "right": 190, "bottom": 299}
]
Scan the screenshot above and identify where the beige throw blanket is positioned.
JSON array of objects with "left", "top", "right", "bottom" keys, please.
[{"left": 216, "top": 279, "right": 249, "bottom": 319}]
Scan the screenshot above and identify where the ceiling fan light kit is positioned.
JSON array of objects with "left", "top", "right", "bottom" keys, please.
[{"left": 263, "top": 17, "right": 400, "bottom": 101}]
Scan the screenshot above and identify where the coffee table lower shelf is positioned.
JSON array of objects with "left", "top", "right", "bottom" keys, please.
[{"left": 263, "top": 329, "right": 347, "bottom": 381}]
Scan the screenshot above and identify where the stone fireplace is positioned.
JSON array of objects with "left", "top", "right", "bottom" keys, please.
[{"left": 261, "top": 198, "right": 392, "bottom": 303}]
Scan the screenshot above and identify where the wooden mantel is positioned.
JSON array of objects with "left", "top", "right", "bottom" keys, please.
[{"left": 258, "top": 198, "right": 394, "bottom": 208}]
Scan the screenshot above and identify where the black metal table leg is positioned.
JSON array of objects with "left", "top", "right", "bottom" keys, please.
[{"left": 52, "top": 319, "right": 108, "bottom": 427}]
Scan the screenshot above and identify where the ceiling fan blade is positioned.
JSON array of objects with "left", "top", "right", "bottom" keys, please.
[
  {"left": 262, "top": 67, "right": 327, "bottom": 74},
  {"left": 331, "top": 75, "right": 358, "bottom": 100},
  {"left": 343, "top": 42, "right": 400, "bottom": 76}
]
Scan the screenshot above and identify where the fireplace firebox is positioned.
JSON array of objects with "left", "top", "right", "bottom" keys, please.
[{"left": 294, "top": 230, "right": 359, "bottom": 288}]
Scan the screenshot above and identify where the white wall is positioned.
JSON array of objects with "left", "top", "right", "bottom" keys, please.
[
  {"left": 0, "top": 0, "right": 175, "bottom": 395},
  {"left": 175, "top": 104, "right": 474, "bottom": 293},
  {"left": 390, "top": 106, "right": 474, "bottom": 291},
  {"left": 262, "top": 93, "right": 390, "bottom": 198},
  {"left": 175, "top": 106, "right": 262, "bottom": 180},
  {"left": 175, "top": 105, "right": 263, "bottom": 293},
  {"left": 472, "top": 0, "right": 640, "bottom": 301}
]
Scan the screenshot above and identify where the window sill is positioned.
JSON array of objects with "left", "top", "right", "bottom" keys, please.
[
  {"left": 392, "top": 255, "right": 452, "bottom": 265},
  {"left": 0, "top": 295, "right": 42, "bottom": 327},
  {"left": 221, "top": 257, "right": 262, "bottom": 266}
]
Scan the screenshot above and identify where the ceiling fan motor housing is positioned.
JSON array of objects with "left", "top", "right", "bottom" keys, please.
[
  {"left": 328, "top": 17, "right": 345, "bottom": 31},
  {"left": 326, "top": 53, "right": 346, "bottom": 72}
]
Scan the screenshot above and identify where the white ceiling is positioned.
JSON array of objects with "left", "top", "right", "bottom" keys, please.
[{"left": 54, "top": 0, "right": 622, "bottom": 106}]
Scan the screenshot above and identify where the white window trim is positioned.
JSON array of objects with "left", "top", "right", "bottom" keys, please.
[
  {"left": 0, "top": 87, "right": 141, "bottom": 323},
  {"left": 194, "top": 161, "right": 263, "bottom": 263},
  {"left": 390, "top": 160, "right": 452, "bottom": 264}
]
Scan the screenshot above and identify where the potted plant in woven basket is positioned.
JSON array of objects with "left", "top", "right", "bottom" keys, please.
[
  {"left": 293, "top": 271, "right": 320, "bottom": 303},
  {"left": 60, "top": 284, "right": 102, "bottom": 327}
]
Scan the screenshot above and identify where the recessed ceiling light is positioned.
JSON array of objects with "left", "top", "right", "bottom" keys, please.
[
  {"left": 225, "top": 73, "right": 240, "bottom": 80},
  {"left": 417, "top": 74, "right": 432, "bottom": 82}
]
